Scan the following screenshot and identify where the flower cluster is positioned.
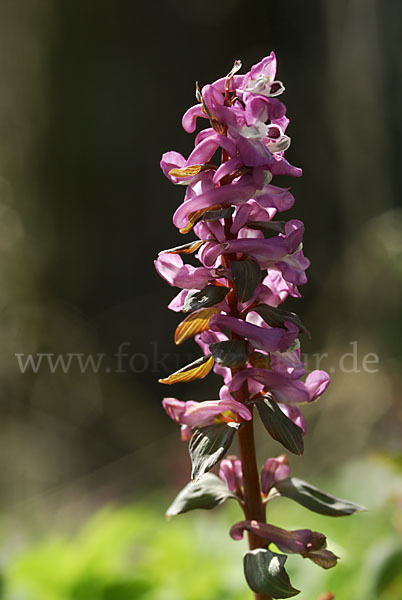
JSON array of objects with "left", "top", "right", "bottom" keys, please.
[
  {"left": 156, "top": 52, "right": 329, "bottom": 436},
  {"left": 155, "top": 53, "right": 363, "bottom": 599}
]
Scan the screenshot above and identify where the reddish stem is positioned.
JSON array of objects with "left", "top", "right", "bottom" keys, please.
[
  {"left": 222, "top": 217, "right": 272, "bottom": 600},
  {"left": 233, "top": 381, "right": 266, "bottom": 539}
]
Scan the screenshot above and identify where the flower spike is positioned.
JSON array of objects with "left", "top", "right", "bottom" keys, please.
[{"left": 155, "top": 52, "right": 364, "bottom": 600}]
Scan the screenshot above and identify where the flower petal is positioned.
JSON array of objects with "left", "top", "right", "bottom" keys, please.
[{"left": 210, "top": 314, "right": 298, "bottom": 353}]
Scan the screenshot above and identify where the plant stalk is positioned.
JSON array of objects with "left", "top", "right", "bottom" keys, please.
[
  {"left": 222, "top": 203, "right": 272, "bottom": 600},
  {"left": 235, "top": 383, "right": 266, "bottom": 541},
  {"left": 233, "top": 380, "right": 272, "bottom": 600}
]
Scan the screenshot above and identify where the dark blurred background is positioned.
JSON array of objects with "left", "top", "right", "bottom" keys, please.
[{"left": 0, "top": 0, "right": 401, "bottom": 529}]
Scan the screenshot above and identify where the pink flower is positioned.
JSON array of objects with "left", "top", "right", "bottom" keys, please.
[
  {"left": 156, "top": 53, "right": 338, "bottom": 595},
  {"left": 230, "top": 368, "right": 330, "bottom": 405},
  {"left": 155, "top": 254, "right": 212, "bottom": 289},
  {"left": 219, "top": 455, "right": 243, "bottom": 493},
  {"left": 230, "top": 520, "right": 326, "bottom": 555},
  {"left": 172, "top": 175, "right": 258, "bottom": 231},
  {"left": 209, "top": 314, "right": 299, "bottom": 353},
  {"left": 162, "top": 397, "right": 252, "bottom": 427},
  {"left": 261, "top": 455, "right": 290, "bottom": 494}
]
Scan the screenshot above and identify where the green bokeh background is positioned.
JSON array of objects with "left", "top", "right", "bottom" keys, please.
[{"left": 0, "top": 1, "right": 401, "bottom": 598}]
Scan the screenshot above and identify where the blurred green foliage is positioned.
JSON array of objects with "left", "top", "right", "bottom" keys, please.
[{"left": 2, "top": 457, "right": 401, "bottom": 600}]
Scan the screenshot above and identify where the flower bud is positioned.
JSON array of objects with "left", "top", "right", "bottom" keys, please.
[
  {"left": 261, "top": 454, "right": 290, "bottom": 495},
  {"left": 219, "top": 455, "right": 243, "bottom": 493}
]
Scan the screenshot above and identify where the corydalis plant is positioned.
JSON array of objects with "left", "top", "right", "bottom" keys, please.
[{"left": 155, "top": 53, "right": 364, "bottom": 599}]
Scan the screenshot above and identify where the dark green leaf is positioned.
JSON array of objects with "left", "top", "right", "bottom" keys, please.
[
  {"left": 189, "top": 422, "right": 240, "bottom": 480},
  {"left": 274, "top": 477, "right": 366, "bottom": 516},
  {"left": 244, "top": 548, "right": 300, "bottom": 598},
  {"left": 166, "top": 473, "right": 233, "bottom": 517},
  {"left": 230, "top": 259, "right": 261, "bottom": 302},
  {"left": 209, "top": 339, "right": 249, "bottom": 368},
  {"left": 252, "top": 304, "right": 310, "bottom": 337},
  {"left": 246, "top": 220, "right": 286, "bottom": 235},
  {"left": 203, "top": 207, "right": 234, "bottom": 222},
  {"left": 252, "top": 396, "right": 304, "bottom": 455},
  {"left": 183, "top": 285, "right": 230, "bottom": 313}
]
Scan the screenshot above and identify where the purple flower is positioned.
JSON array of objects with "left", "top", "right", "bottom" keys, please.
[
  {"left": 212, "top": 156, "right": 244, "bottom": 185},
  {"left": 243, "top": 93, "right": 287, "bottom": 126},
  {"left": 155, "top": 254, "right": 212, "bottom": 289},
  {"left": 186, "top": 132, "right": 237, "bottom": 165},
  {"left": 209, "top": 314, "right": 299, "bottom": 353},
  {"left": 219, "top": 455, "right": 243, "bottom": 493},
  {"left": 230, "top": 200, "right": 275, "bottom": 235},
  {"left": 304, "top": 369, "right": 331, "bottom": 401},
  {"left": 182, "top": 103, "right": 205, "bottom": 133},
  {"left": 261, "top": 455, "right": 290, "bottom": 495},
  {"left": 156, "top": 52, "right": 342, "bottom": 597},
  {"left": 270, "top": 348, "right": 306, "bottom": 379},
  {"left": 172, "top": 176, "right": 258, "bottom": 231},
  {"left": 237, "top": 137, "right": 275, "bottom": 168},
  {"left": 160, "top": 151, "right": 187, "bottom": 184},
  {"left": 261, "top": 270, "right": 301, "bottom": 303},
  {"left": 201, "top": 220, "right": 306, "bottom": 277},
  {"left": 254, "top": 184, "right": 295, "bottom": 212},
  {"left": 230, "top": 520, "right": 327, "bottom": 555},
  {"left": 230, "top": 368, "right": 330, "bottom": 405},
  {"left": 276, "top": 249, "right": 311, "bottom": 286},
  {"left": 241, "top": 53, "right": 281, "bottom": 96},
  {"left": 162, "top": 397, "right": 252, "bottom": 428},
  {"left": 167, "top": 290, "right": 191, "bottom": 312}
]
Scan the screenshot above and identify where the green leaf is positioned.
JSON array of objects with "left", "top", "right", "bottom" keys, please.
[
  {"left": 244, "top": 548, "right": 300, "bottom": 598},
  {"left": 274, "top": 477, "right": 366, "bottom": 516},
  {"left": 252, "top": 304, "right": 310, "bottom": 337},
  {"left": 166, "top": 473, "right": 233, "bottom": 517},
  {"left": 203, "top": 206, "right": 234, "bottom": 222},
  {"left": 252, "top": 396, "right": 304, "bottom": 455},
  {"left": 209, "top": 339, "right": 249, "bottom": 368},
  {"left": 189, "top": 422, "right": 240, "bottom": 480},
  {"left": 230, "top": 259, "right": 261, "bottom": 302},
  {"left": 183, "top": 285, "right": 230, "bottom": 313},
  {"left": 246, "top": 220, "right": 286, "bottom": 235}
]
